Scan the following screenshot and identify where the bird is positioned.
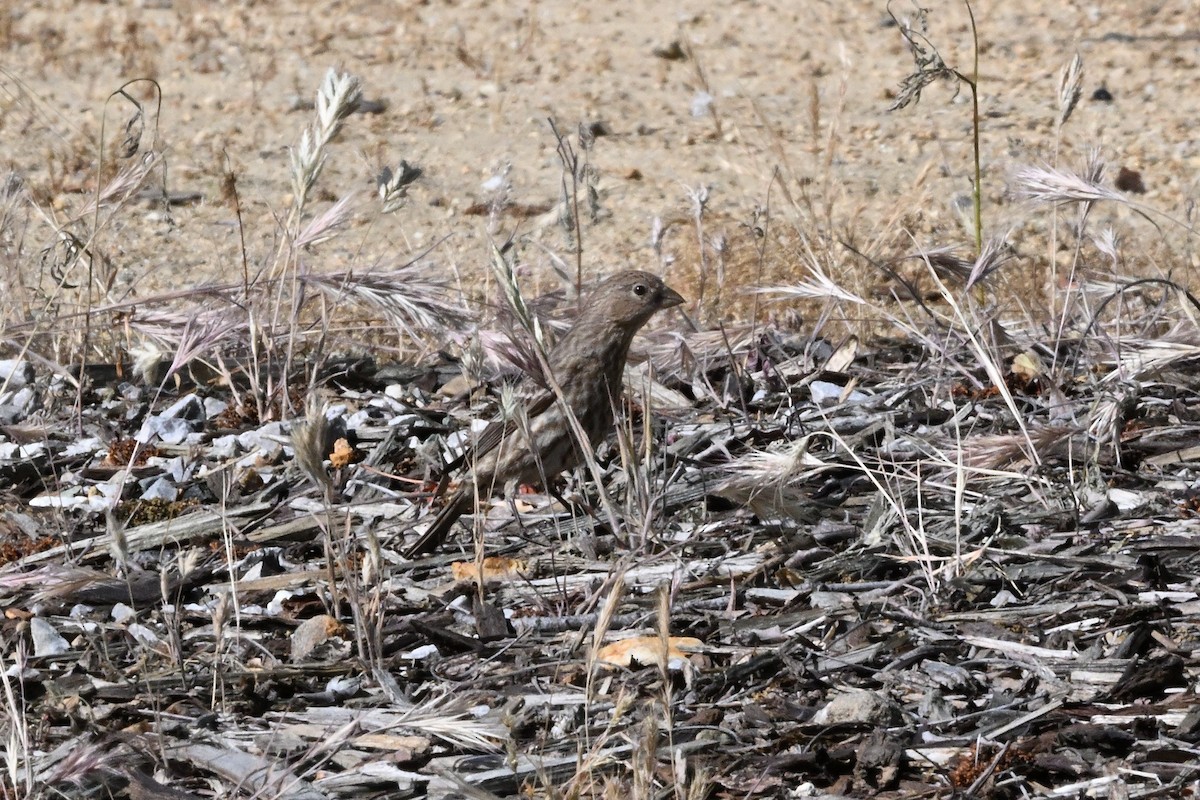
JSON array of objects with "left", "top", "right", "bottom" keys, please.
[{"left": 404, "top": 270, "right": 684, "bottom": 557}]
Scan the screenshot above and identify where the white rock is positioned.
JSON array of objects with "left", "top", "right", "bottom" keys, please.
[
  {"left": 203, "top": 397, "right": 228, "bottom": 419},
  {"left": 69, "top": 605, "right": 95, "bottom": 620},
  {"left": 137, "top": 415, "right": 193, "bottom": 445},
  {"left": 31, "top": 618, "right": 71, "bottom": 656},
  {"left": 810, "top": 380, "right": 869, "bottom": 406},
  {"left": 161, "top": 393, "right": 203, "bottom": 420},
  {"left": 402, "top": 644, "right": 439, "bottom": 660},
  {"left": 140, "top": 477, "right": 178, "bottom": 502},
  {"left": 208, "top": 434, "right": 240, "bottom": 459},
  {"left": 64, "top": 437, "right": 104, "bottom": 457},
  {"left": 345, "top": 409, "right": 374, "bottom": 428},
  {"left": 128, "top": 623, "right": 160, "bottom": 646},
  {"left": 0, "top": 359, "right": 34, "bottom": 388}
]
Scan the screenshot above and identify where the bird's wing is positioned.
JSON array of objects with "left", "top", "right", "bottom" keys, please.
[{"left": 440, "top": 388, "right": 556, "bottom": 476}]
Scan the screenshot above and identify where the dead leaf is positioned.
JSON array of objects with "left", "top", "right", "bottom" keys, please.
[
  {"left": 1011, "top": 351, "right": 1045, "bottom": 382},
  {"left": 451, "top": 556, "right": 529, "bottom": 583},
  {"left": 329, "top": 437, "right": 355, "bottom": 469},
  {"left": 595, "top": 635, "right": 704, "bottom": 669}
]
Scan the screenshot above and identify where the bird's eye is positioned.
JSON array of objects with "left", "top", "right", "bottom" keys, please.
[{"left": 633, "top": 283, "right": 648, "bottom": 296}]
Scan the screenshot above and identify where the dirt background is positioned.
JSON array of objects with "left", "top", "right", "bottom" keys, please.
[{"left": 4, "top": 1, "right": 1200, "bottom": 343}]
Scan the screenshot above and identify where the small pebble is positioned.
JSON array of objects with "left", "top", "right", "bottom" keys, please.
[{"left": 1116, "top": 166, "right": 1146, "bottom": 194}]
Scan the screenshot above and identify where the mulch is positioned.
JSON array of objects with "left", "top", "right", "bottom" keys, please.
[{"left": 4, "top": 323, "right": 1200, "bottom": 799}]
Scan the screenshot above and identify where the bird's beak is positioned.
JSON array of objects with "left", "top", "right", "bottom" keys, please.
[{"left": 660, "top": 285, "right": 685, "bottom": 309}]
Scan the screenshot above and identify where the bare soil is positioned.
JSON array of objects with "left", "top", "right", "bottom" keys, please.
[{"left": 5, "top": 1, "right": 1199, "bottom": 333}]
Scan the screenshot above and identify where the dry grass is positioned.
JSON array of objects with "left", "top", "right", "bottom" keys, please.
[{"left": 3, "top": 1, "right": 1200, "bottom": 797}]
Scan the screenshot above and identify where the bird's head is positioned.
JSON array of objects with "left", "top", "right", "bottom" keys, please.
[{"left": 588, "top": 270, "right": 685, "bottom": 330}]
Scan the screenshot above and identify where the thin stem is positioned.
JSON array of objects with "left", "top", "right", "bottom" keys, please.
[
  {"left": 548, "top": 118, "right": 584, "bottom": 297},
  {"left": 966, "top": 1, "right": 982, "bottom": 253}
]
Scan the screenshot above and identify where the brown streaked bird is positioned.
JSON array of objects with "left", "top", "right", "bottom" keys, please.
[{"left": 405, "top": 270, "right": 684, "bottom": 557}]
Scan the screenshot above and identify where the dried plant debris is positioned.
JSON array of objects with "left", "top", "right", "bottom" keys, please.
[{"left": 10, "top": 318, "right": 1200, "bottom": 798}]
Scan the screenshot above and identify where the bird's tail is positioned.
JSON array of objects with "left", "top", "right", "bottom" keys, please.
[{"left": 404, "top": 490, "right": 472, "bottom": 558}]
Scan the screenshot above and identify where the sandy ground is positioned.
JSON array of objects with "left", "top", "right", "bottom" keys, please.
[{"left": 3, "top": 1, "right": 1199, "bottom": 344}]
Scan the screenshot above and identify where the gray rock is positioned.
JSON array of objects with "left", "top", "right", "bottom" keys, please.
[{"left": 812, "top": 689, "right": 899, "bottom": 726}]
